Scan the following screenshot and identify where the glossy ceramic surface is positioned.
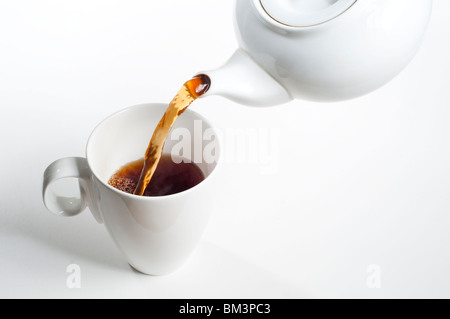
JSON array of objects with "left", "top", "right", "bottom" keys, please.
[{"left": 43, "top": 104, "right": 221, "bottom": 275}]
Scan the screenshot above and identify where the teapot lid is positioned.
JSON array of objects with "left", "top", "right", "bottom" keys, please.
[{"left": 259, "top": 0, "right": 357, "bottom": 27}]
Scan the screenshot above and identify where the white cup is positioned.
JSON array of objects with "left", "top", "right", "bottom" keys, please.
[{"left": 42, "top": 103, "right": 220, "bottom": 275}]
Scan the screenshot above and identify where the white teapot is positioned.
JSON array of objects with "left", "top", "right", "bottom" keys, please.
[{"left": 199, "top": 0, "right": 433, "bottom": 106}]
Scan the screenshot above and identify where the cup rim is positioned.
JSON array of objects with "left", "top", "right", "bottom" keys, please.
[{"left": 86, "top": 103, "right": 221, "bottom": 201}]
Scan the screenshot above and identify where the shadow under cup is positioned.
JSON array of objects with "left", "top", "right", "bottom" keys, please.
[{"left": 77, "top": 104, "right": 220, "bottom": 275}]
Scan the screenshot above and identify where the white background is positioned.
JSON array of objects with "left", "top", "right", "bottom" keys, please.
[{"left": 1, "top": 0, "right": 449, "bottom": 299}]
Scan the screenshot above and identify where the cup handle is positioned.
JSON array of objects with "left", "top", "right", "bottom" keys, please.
[{"left": 43, "top": 157, "right": 103, "bottom": 224}]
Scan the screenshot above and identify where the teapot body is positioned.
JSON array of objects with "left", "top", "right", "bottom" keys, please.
[{"left": 234, "top": 0, "right": 433, "bottom": 102}]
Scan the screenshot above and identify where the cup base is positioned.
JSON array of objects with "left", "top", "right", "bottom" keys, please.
[
  {"left": 128, "top": 263, "right": 183, "bottom": 276},
  {"left": 128, "top": 263, "right": 159, "bottom": 276}
]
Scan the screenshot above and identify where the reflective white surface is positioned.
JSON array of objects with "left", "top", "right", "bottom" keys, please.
[{"left": 1, "top": 0, "right": 450, "bottom": 298}]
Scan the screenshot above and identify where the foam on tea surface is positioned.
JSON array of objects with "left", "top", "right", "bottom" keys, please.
[{"left": 109, "top": 155, "right": 205, "bottom": 197}]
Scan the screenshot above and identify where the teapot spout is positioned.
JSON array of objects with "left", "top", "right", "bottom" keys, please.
[{"left": 197, "top": 49, "right": 292, "bottom": 107}]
